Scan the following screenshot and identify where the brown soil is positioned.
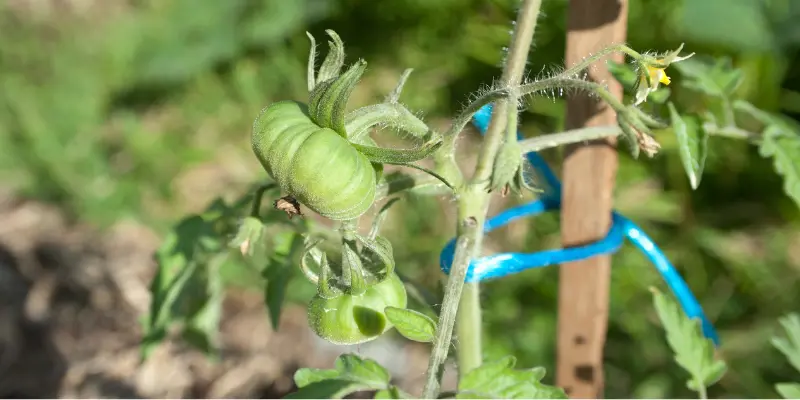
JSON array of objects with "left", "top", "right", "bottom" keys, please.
[{"left": 0, "top": 189, "right": 451, "bottom": 399}]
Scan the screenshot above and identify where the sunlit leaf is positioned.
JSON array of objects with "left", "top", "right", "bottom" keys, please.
[
  {"left": 457, "top": 356, "right": 565, "bottom": 399},
  {"left": 759, "top": 127, "right": 800, "bottom": 210},
  {"left": 772, "top": 313, "right": 800, "bottom": 374},
  {"left": 668, "top": 102, "right": 708, "bottom": 189},
  {"left": 288, "top": 354, "right": 391, "bottom": 399},
  {"left": 651, "top": 288, "right": 727, "bottom": 395},
  {"left": 384, "top": 306, "right": 437, "bottom": 343},
  {"left": 776, "top": 383, "right": 800, "bottom": 399},
  {"left": 335, "top": 354, "right": 391, "bottom": 387}
]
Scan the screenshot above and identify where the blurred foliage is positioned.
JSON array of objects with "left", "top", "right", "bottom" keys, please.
[{"left": 2, "top": 0, "right": 800, "bottom": 398}]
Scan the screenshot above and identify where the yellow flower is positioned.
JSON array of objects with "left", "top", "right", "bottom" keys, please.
[
  {"left": 647, "top": 63, "right": 671, "bottom": 86},
  {"left": 634, "top": 44, "right": 694, "bottom": 105}
]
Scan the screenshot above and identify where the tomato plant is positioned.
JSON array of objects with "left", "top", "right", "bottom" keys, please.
[{"left": 142, "top": 4, "right": 800, "bottom": 400}]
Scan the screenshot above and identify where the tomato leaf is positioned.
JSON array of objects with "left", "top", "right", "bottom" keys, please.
[
  {"left": 289, "top": 354, "right": 392, "bottom": 399},
  {"left": 141, "top": 196, "right": 250, "bottom": 360},
  {"left": 759, "top": 126, "right": 800, "bottom": 210},
  {"left": 141, "top": 213, "right": 219, "bottom": 360},
  {"left": 384, "top": 306, "right": 436, "bottom": 343},
  {"left": 335, "top": 353, "right": 391, "bottom": 387},
  {"left": 262, "top": 233, "right": 304, "bottom": 330},
  {"left": 776, "top": 383, "right": 800, "bottom": 399},
  {"left": 285, "top": 379, "right": 370, "bottom": 399},
  {"left": 180, "top": 252, "right": 227, "bottom": 359},
  {"left": 772, "top": 313, "right": 800, "bottom": 374},
  {"left": 650, "top": 287, "right": 727, "bottom": 395},
  {"left": 671, "top": 56, "right": 744, "bottom": 97},
  {"left": 352, "top": 139, "right": 443, "bottom": 165},
  {"left": 457, "top": 356, "right": 565, "bottom": 399},
  {"left": 668, "top": 102, "right": 708, "bottom": 189},
  {"left": 294, "top": 368, "right": 342, "bottom": 388}
]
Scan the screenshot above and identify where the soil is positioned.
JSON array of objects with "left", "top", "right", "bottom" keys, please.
[{"left": 0, "top": 189, "right": 453, "bottom": 399}]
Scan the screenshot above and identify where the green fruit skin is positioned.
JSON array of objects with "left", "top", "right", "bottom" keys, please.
[
  {"left": 252, "top": 100, "right": 377, "bottom": 220},
  {"left": 307, "top": 273, "right": 408, "bottom": 345}
]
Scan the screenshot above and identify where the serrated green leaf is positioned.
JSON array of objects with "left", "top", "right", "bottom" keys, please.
[
  {"left": 384, "top": 306, "right": 436, "bottom": 343},
  {"left": 776, "top": 383, "right": 800, "bottom": 399},
  {"left": 772, "top": 313, "right": 800, "bottom": 374},
  {"left": 142, "top": 197, "right": 245, "bottom": 360},
  {"left": 180, "top": 252, "right": 226, "bottom": 359},
  {"left": 459, "top": 356, "right": 516, "bottom": 393},
  {"left": 759, "top": 127, "right": 800, "bottom": 210},
  {"left": 457, "top": 357, "right": 565, "bottom": 399},
  {"left": 334, "top": 353, "right": 391, "bottom": 387},
  {"left": 668, "top": 103, "right": 708, "bottom": 189},
  {"left": 263, "top": 258, "right": 291, "bottom": 329},
  {"left": 651, "top": 288, "right": 727, "bottom": 395},
  {"left": 671, "top": 57, "right": 744, "bottom": 97},
  {"left": 294, "top": 368, "right": 342, "bottom": 388},
  {"left": 351, "top": 139, "right": 443, "bottom": 165},
  {"left": 262, "top": 234, "right": 303, "bottom": 330},
  {"left": 285, "top": 379, "right": 369, "bottom": 399}
]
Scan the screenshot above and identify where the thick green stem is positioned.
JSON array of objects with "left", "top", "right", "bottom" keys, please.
[
  {"left": 422, "top": 191, "right": 486, "bottom": 398},
  {"left": 421, "top": 0, "right": 543, "bottom": 398},
  {"left": 456, "top": 281, "right": 483, "bottom": 373}
]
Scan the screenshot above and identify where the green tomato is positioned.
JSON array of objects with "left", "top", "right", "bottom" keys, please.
[
  {"left": 307, "top": 273, "right": 408, "bottom": 345},
  {"left": 252, "top": 100, "right": 380, "bottom": 220}
]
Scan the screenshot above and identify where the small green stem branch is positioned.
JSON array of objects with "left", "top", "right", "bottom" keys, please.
[
  {"left": 421, "top": 0, "right": 543, "bottom": 398},
  {"left": 698, "top": 382, "right": 708, "bottom": 400},
  {"left": 705, "top": 123, "right": 761, "bottom": 143},
  {"left": 520, "top": 125, "right": 622, "bottom": 153},
  {"left": 249, "top": 183, "right": 276, "bottom": 218}
]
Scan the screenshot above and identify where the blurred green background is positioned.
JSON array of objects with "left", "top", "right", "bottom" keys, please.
[{"left": 1, "top": 0, "right": 799, "bottom": 398}]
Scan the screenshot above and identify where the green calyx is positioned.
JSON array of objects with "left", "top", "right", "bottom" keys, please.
[
  {"left": 299, "top": 225, "right": 406, "bottom": 345},
  {"left": 309, "top": 59, "right": 367, "bottom": 137}
]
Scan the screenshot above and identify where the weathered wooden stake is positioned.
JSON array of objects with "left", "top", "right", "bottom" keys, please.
[{"left": 557, "top": 0, "right": 628, "bottom": 398}]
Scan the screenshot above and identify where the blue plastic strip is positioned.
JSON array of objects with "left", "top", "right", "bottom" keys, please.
[{"left": 438, "top": 103, "right": 720, "bottom": 345}]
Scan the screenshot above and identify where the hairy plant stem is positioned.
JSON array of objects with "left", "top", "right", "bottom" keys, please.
[
  {"left": 520, "top": 125, "right": 623, "bottom": 153},
  {"left": 421, "top": 0, "right": 543, "bottom": 398}
]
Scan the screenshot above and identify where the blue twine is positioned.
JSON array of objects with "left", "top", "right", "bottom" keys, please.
[{"left": 438, "top": 104, "right": 720, "bottom": 345}]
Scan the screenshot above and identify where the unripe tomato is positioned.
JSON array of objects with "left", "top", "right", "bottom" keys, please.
[
  {"left": 252, "top": 100, "right": 379, "bottom": 220},
  {"left": 307, "top": 273, "right": 408, "bottom": 345}
]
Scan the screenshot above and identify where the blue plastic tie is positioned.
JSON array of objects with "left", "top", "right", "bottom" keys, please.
[{"left": 438, "top": 104, "right": 720, "bottom": 345}]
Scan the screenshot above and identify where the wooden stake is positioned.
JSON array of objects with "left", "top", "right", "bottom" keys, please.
[{"left": 557, "top": 0, "right": 628, "bottom": 398}]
